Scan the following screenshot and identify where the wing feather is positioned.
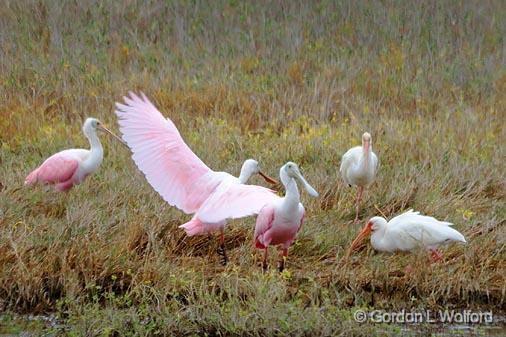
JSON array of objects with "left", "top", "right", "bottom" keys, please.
[
  {"left": 115, "top": 92, "right": 221, "bottom": 213},
  {"left": 389, "top": 210, "right": 466, "bottom": 249},
  {"left": 196, "top": 179, "right": 280, "bottom": 224},
  {"left": 254, "top": 204, "right": 276, "bottom": 248},
  {"left": 26, "top": 154, "right": 79, "bottom": 185}
]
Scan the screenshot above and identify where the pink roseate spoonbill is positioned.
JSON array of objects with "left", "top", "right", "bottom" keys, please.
[
  {"left": 180, "top": 158, "right": 277, "bottom": 264},
  {"left": 340, "top": 132, "right": 379, "bottom": 223},
  {"left": 254, "top": 162, "right": 319, "bottom": 272},
  {"left": 114, "top": 92, "right": 278, "bottom": 265},
  {"left": 347, "top": 210, "right": 466, "bottom": 261},
  {"left": 24, "top": 118, "right": 125, "bottom": 192}
]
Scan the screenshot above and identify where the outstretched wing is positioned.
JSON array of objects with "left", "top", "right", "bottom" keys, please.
[
  {"left": 196, "top": 179, "right": 280, "bottom": 224},
  {"left": 115, "top": 92, "right": 221, "bottom": 214}
]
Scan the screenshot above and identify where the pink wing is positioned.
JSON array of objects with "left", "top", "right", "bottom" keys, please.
[
  {"left": 115, "top": 92, "right": 220, "bottom": 214},
  {"left": 254, "top": 204, "right": 276, "bottom": 248},
  {"left": 196, "top": 180, "right": 280, "bottom": 224},
  {"left": 25, "top": 154, "right": 79, "bottom": 186}
]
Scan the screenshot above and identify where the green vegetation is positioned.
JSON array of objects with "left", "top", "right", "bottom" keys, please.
[{"left": 0, "top": 0, "right": 505, "bottom": 335}]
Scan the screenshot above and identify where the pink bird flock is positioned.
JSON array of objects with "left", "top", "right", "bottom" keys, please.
[{"left": 24, "top": 92, "right": 467, "bottom": 271}]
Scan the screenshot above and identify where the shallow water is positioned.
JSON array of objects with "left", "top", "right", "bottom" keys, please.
[
  {"left": 400, "top": 324, "right": 506, "bottom": 336},
  {"left": 1, "top": 314, "right": 505, "bottom": 336}
]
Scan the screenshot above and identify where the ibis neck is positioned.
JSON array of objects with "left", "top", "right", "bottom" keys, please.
[
  {"left": 360, "top": 143, "right": 371, "bottom": 170},
  {"left": 370, "top": 225, "right": 389, "bottom": 251}
]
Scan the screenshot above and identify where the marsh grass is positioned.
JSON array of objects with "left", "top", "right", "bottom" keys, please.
[{"left": 0, "top": 0, "right": 505, "bottom": 335}]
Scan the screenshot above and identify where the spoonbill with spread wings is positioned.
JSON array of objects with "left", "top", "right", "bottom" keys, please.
[{"left": 115, "top": 92, "right": 278, "bottom": 264}]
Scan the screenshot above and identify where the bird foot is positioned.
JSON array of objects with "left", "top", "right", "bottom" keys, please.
[
  {"left": 217, "top": 244, "right": 228, "bottom": 266},
  {"left": 430, "top": 249, "right": 443, "bottom": 262},
  {"left": 277, "top": 260, "right": 285, "bottom": 272},
  {"left": 262, "top": 261, "right": 268, "bottom": 273}
]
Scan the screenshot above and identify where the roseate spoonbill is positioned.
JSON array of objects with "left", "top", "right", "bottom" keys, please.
[
  {"left": 179, "top": 158, "right": 277, "bottom": 264},
  {"left": 114, "top": 92, "right": 278, "bottom": 264},
  {"left": 24, "top": 118, "right": 125, "bottom": 192},
  {"left": 347, "top": 210, "right": 466, "bottom": 261},
  {"left": 254, "top": 162, "right": 319, "bottom": 272},
  {"left": 340, "top": 132, "right": 378, "bottom": 222}
]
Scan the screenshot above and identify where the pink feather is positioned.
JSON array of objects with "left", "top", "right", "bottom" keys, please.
[
  {"left": 254, "top": 205, "right": 276, "bottom": 249},
  {"left": 25, "top": 154, "right": 79, "bottom": 187},
  {"left": 115, "top": 92, "right": 221, "bottom": 214},
  {"left": 196, "top": 181, "right": 279, "bottom": 224}
]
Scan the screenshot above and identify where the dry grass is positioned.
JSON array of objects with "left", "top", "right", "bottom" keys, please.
[{"left": 0, "top": 0, "right": 505, "bottom": 335}]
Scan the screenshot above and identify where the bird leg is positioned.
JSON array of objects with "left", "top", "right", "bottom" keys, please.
[
  {"left": 429, "top": 248, "right": 443, "bottom": 262},
  {"left": 262, "top": 248, "right": 269, "bottom": 272},
  {"left": 216, "top": 230, "right": 228, "bottom": 266},
  {"left": 277, "top": 248, "right": 288, "bottom": 272},
  {"left": 354, "top": 186, "right": 364, "bottom": 223}
]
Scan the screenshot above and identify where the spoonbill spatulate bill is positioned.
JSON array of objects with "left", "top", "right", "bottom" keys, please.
[
  {"left": 254, "top": 162, "right": 319, "bottom": 272},
  {"left": 25, "top": 118, "right": 125, "bottom": 192},
  {"left": 340, "top": 132, "right": 378, "bottom": 223},
  {"left": 115, "top": 92, "right": 279, "bottom": 264},
  {"left": 347, "top": 209, "right": 466, "bottom": 261}
]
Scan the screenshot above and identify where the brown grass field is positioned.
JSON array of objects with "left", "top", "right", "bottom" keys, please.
[{"left": 0, "top": 0, "right": 505, "bottom": 335}]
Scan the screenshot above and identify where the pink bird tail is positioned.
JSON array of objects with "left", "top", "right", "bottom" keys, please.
[
  {"left": 179, "top": 218, "right": 206, "bottom": 236},
  {"left": 24, "top": 168, "right": 39, "bottom": 186}
]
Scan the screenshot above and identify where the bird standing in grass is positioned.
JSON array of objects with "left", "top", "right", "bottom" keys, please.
[
  {"left": 254, "top": 162, "right": 319, "bottom": 272},
  {"left": 115, "top": 92, "right": 279, "bottom": 265},
  {"left": 178, "top": 158, "right": 277, "bottom": 264},
  {"left": 25, "top": 118, "right": 125, "bottom": 192},
  {"left": 347, "top": 209, "right": 466, "bottom": 261},
  {"left": 340, "top": 132, "right": 378, "bottom": 223}
]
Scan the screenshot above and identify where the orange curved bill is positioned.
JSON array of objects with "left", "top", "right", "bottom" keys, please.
[
  {"left": 98, "top": 124, "right": 128, "bottom": 147},
  {"left": 258, "top": 171, "right": 278, "bottom": 185},
  {"left": 347, "top": 222, "right": 372, "bottom": 257}
]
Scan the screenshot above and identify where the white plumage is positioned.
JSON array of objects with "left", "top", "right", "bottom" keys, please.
[
  {"left": 349, "top": 209, "right": 466, "bottom": 261},
  {"left": 340, "top": 132, "right": 379, "bottom": 222}
]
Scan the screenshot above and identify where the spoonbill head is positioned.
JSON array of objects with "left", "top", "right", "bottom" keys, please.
[
  {"left": 239, "top": 159, "right": 278, "bottom": 185},
  {"left": 281, "top": 162, "right": 319, "bottom": 197},
  {"left": 25, "top": 117, "right": 125, "bottom": 192},
  {"left": 254, "top": 162, "right": 319, "bottom": 272},
  {"left": 347, "top": 210, "right": 467, "bottom": 261},
  {"left": 83, "top": 118, "right": 126, "bottom": 145}
]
